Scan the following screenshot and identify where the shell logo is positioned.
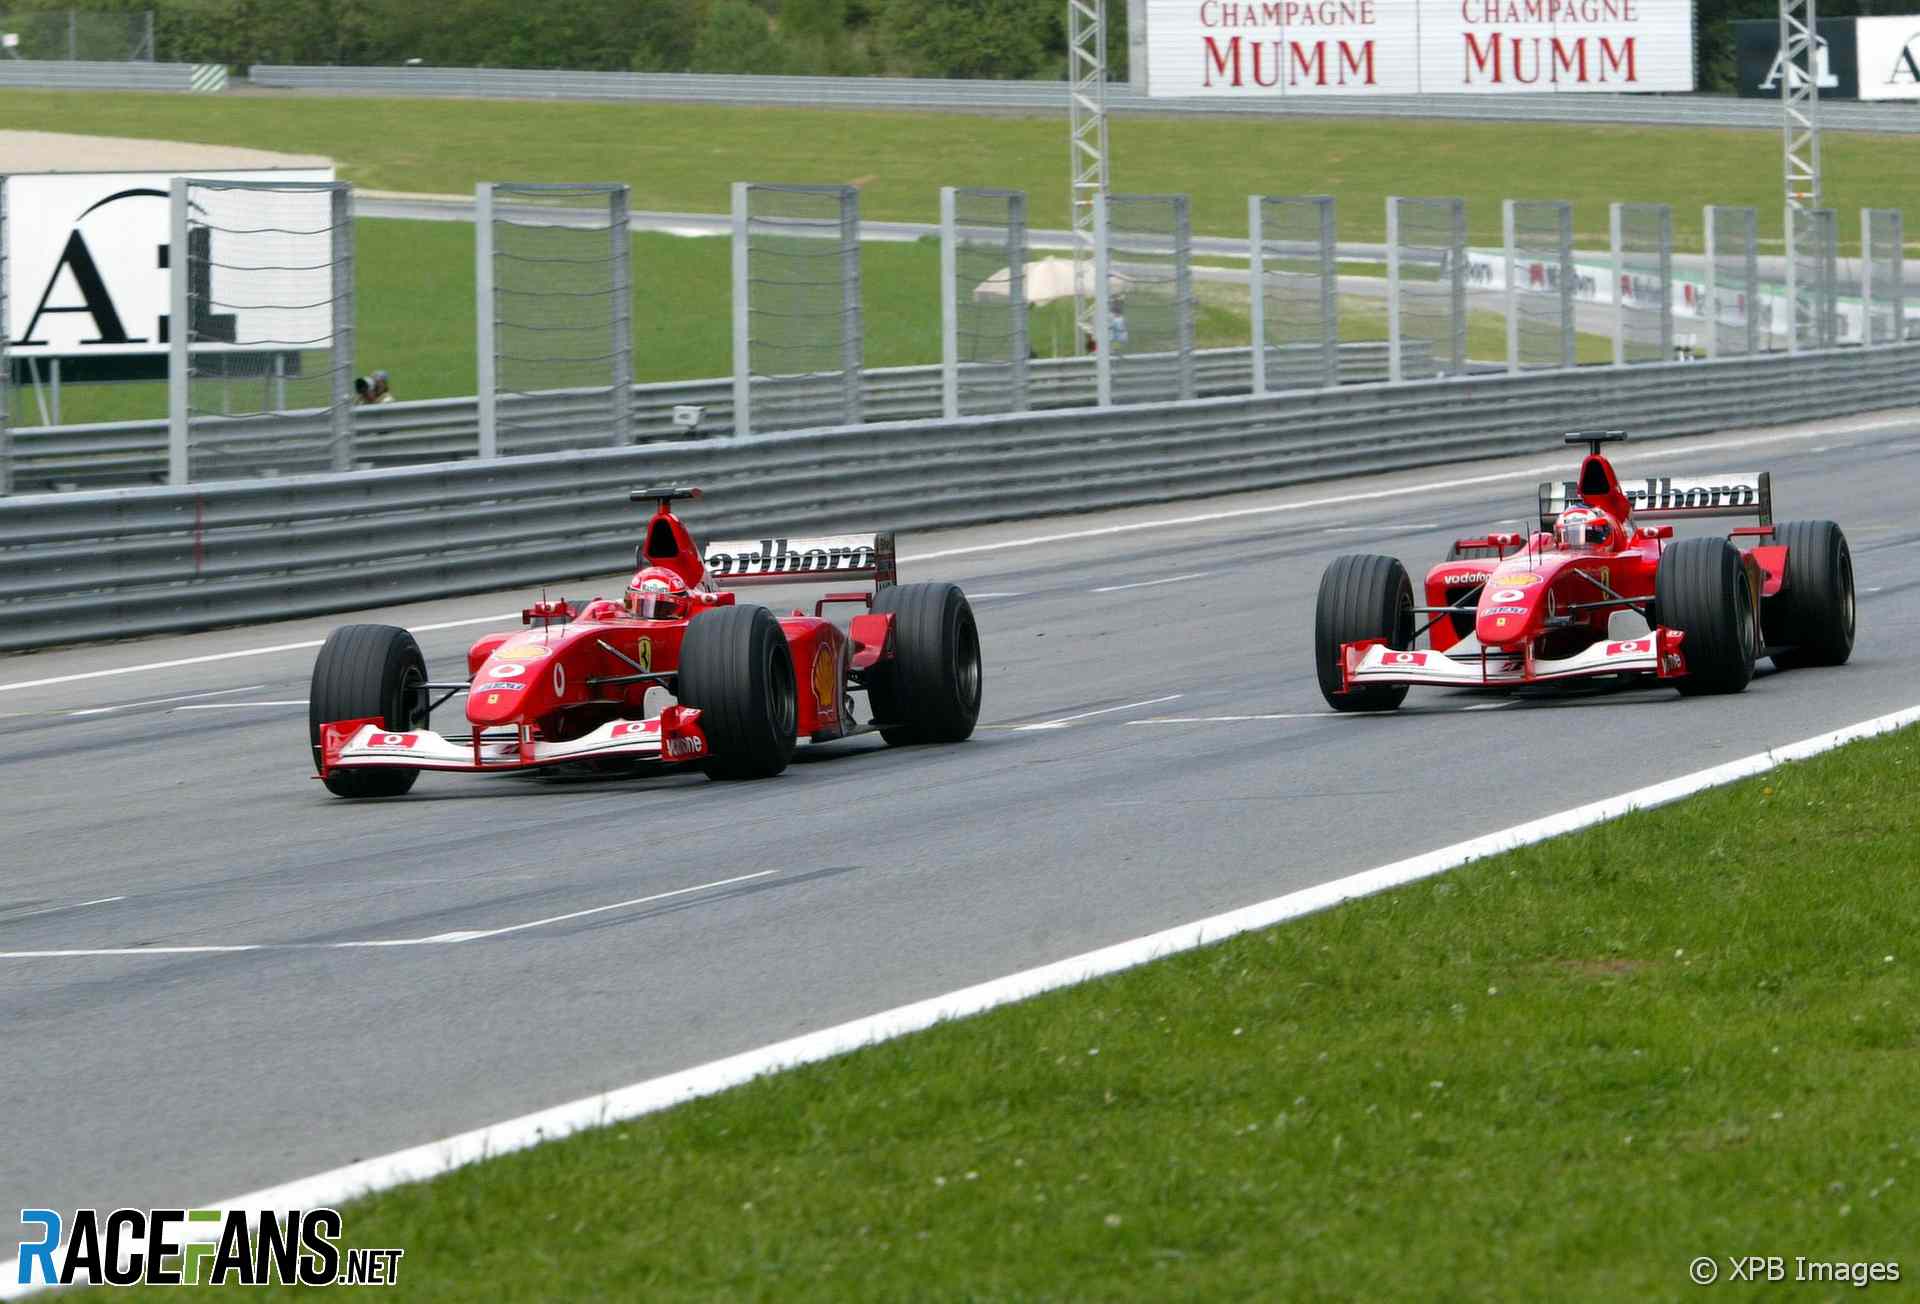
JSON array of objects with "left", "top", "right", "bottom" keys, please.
[{"left": 812, "top": 644, "right": 838, "bottom": 722}]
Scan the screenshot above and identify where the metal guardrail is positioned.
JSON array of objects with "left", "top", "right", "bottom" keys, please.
[
  {"left": 0, "top": 59, "right": 210, "bottom": 91},
  {"left": 4, "top": 342, "right": 1915, "bottom": 653},
  {"left": 245, "top": 66, "right": 1920, "bottom": 133},
  {"left": 4, "top": 343, "right": 1413, "bottom": 493}
]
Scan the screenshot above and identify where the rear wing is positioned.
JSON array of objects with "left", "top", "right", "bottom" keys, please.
[
  {"left": 701, "top": 532, "right": 898, "bottom": 589},
  {"left": 1538, "top": 473, "right": 1771, "bottom": 530}
]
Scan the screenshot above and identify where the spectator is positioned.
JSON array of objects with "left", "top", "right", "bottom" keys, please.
[
  {"left": 369, "top": 370, "right": 395, "bottom": 403},
  {"left": 353, "top": 375, "right": 373, "bottom": 404}
]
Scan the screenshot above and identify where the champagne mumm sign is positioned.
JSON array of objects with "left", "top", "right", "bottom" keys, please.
[{"left": 1145, "top": 0, "right": 1695, "bottom": 97}]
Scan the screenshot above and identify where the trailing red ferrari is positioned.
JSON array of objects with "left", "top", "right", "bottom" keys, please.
[
  {"left": 309, "top": 488, "right": 983, "bottom": 797},
  {"left": 1314, "top": 432, "right": 1856, "bottom": 710}
]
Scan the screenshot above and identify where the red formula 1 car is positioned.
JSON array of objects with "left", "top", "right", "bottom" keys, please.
[
  {"left": 1314, "top": 432, "right": 1857, "bottom": 711},
  {"left": 308, "top": 487, "right": 983, "bottom": 797}
]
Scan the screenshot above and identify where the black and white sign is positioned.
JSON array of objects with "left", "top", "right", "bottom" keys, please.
[
  {"left": 1735, "top": 19, "right": 1858, "bottom": 98},
  {"left": 1856, "top": 17, "right": 1920, "bottom": 100},
  {"left": 5, "top": 168, "right": 334, "bottom": 361}
]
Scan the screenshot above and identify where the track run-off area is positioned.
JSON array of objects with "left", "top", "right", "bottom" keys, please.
[{"left": 3, "top": 411, "right": 1919, "bottom": 1223}]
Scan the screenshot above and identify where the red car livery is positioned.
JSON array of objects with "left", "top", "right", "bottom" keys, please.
[
  {"left": 1313, "top": 432, "right": 1857, "bottom": 710},
  {"left": 309, "top": 487, "right": 984, "bottom": 798}
]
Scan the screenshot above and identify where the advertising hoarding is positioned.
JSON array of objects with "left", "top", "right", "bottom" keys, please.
[
  {"left": 1855, "top": 17, "right": 1920, "bottom": 100},
  {"left": 1145, "top": 0, "right": 1697, "bottom": 98}
]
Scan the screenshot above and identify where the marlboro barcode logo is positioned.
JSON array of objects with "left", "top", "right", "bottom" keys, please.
[
  {"left": 1546, "top": 476, "right": 1764, "bottom": 515},
  {"left": 704, "top": 535, "right": 880, "bottom": 579}
]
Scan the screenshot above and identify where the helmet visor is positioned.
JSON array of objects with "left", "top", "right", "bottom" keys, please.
[{"left": 628, "top": 591, "right": 687, "bottom": 620}]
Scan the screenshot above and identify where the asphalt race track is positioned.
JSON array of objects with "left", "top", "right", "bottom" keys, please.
[{"left": 4, "top": 413, "right": 1920, "bottom": 1219}]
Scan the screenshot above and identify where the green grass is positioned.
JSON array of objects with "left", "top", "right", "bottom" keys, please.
[
  {"left": 153, "top": 723, "right": 1920, "bottom": 1300},
  {"left": 6, "top": 88, "right": 1919, "bottom": 253}
]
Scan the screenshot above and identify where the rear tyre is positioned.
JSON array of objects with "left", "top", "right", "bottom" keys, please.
[
  {"left": 678, "top": 605, "right": 798, "bottom": 780},
  {"left": 1314, "top": 554, "right": 1415, "bottom": 712},
  {"left": 309, "top": 624, "right": 428, "bottom": 798},
  {"left": 1763, "top": 520, "right": 1855, "bottom": 670},
  {"left": 867, "top": 582, "right": 983, "bottom": 745},
  {"left": 1655, "top": 537, "right": 1757, "bottom": 696}
]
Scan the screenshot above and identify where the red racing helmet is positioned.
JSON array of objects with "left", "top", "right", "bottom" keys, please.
[
  {"left": 1554, "top": 506, "right": 1618, "bottom": 554},
  {"left": 625, "top": 566, "right": 690, "bottom": 620}
]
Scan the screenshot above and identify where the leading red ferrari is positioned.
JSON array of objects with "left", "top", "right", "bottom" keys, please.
[{"left": 1314, "top": 432, "right": 1856, "bottom": 710}]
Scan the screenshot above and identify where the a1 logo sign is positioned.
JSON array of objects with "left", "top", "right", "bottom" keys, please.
[
  {"left": 368, "top": 732, "right": 418, "bottom": 748},
  {"left": 1383, "top": 651, "right": 1428, "bottom": 666}
]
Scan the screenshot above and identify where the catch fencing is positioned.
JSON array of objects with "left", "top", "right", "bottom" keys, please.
[
  {"left": 1100, "top": 192, "right": 1195, "bottom": 406},
  {"left": 1612, "top": 203, "right": 1674, "bottom": 366},
  {"left": 170, "top": 178, "right": 354, "bottom": 482},
  {"left": 5, "top": 341, "right": 1916, "bottom": 652},
  {"left": 1788, "top": 208, "right": 1841, "bottom": 353},
  {"left": 0, "top": 176, "right": 9, "bottom": 497},
  {"left": 1386, "top": 196, "right": 1466, "bottom": 383},
  {"left": 733, "top": 183, "right": 863, "bottom": 438},
  {"left": 0, "top": 8, "right": 151, "bottom": 59},
  {"left": 1504, "top": 200, "right": 1575, "bottom": 373},
  {"left": 1248, "top": 195, "right": 1337, "bottom": 394},
  {"left": 940, "top": 186, "right": 1029, "bottom": 418},
  {"left": 1863, "top": 209, "right": 1906, "bottom": 347},
  {"left": 475, "top": 182, "right": 632, "bottom": 456},
  {"left": 1704, "top": 206, "right": 1761, "bottom": 358}
]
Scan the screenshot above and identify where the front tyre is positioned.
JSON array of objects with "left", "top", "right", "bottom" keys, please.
[
  {"left": 1656, "top": 537, "right": 1757, "bottom": 696},
  {"left": 1763, "top": 519, "right": 1855, "bottom": 670},
  {"left": 867, "top": 582, "right": 983, "bottom": 745},
  {"left": 309, "top": 625, "right": 428, "bottom": 798},
  {"left": 1314, "top": 554, "right": 1415, "bottom": 712},
  {"left": 678, "top": 605, "right": 799, "bottom": 780}
]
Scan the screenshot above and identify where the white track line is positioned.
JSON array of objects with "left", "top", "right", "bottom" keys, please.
[
  {"left": 3, "top": 415, "right": 1908, "bottom": 701},
  {"left": 1090, "top": 572, "right": 1209, "bottom": 593},
  {"left": 1011, "top": 694, "right": 1183, "bottom": 731},
  {"left": 1131, "top": 711, "right": 1347, "bottom": 723},
  {"left": 0, "top": 895, "right": 125, "bottom": 924},
  {"left": 171, "top": 700, "right": 310, "bottom": 711},
  {"left": 4, "top": 701, "right": 1890, "bottom": 1282},
  {"left": 0, "top": 870, "right": 781, "bottom": 960},
  {"left": 66, "top": 685, "right": 265, "bottom": 717},
  {"left": 0, "top": 614, "right": 518, "bottom": 694}
]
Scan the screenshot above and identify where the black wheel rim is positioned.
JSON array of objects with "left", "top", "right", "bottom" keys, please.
[
  {"left": 1839, "top": 543, "right": 1856, "bottom": 641},
  {"left": 394, "top": 662, "right": 426, "bottom": 730},
  {"left": 766, "top": 645, "right": 796, "bottom": 741},
  {"left": 953, "top": 609, "right": 982, "bottom": 713},
  {"left": 1737, "top": 571, "right": 1756, "bottom": 663}
]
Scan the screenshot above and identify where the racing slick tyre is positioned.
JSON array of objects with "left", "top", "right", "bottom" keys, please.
[
  {"left": 867, "top": 582, "right": 983, "bottom": 746},
  {"left": 1314, "top": 554, "right": 1415, "bottom": 712},
  {"left": 308, "top": 624, "right": 429, "bottom": 798},
  {"left": 677, "top": 605, "right": 798, "bottom": 780},
  {"left": 1762, "top": 520, "right": 1856, "bottom": 670},
  {"left": 1655, "top": 536, "right": 1757, "bottom": 697}
]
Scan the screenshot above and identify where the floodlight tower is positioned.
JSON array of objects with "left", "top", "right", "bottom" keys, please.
[
  {"left": 1068, "top": 0, "right": 1109, "bottom": 354},
  {"left": 1779, "top": 0, "right": 1824, "bottom": 351},
  {"left": 1779, "top": 0, "right": 1822, "bottom": 212}
]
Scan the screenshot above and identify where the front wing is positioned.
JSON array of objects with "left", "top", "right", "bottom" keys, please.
[
  {"left": 319, "top": 707, "right": 709, "bottom": 777},
  {"left": 1343, "top": 630, "right": 1685, "bottom": 691}
]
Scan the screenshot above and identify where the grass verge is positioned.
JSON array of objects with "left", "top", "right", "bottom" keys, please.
[
  {"left": 163, "top": 720, "right": 1920, "bottom": 1300},
  {"left": 6, "top": 88, "right": 1918, "bottom": 251}
]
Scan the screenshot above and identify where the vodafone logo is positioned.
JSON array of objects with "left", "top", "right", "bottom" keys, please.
[
  {"left": 609, "top": 721, "right": 653, "bottom": 738},
  {"left": 664, "top": 735, "right": 704, "bottom": 758},
  {"left": 367, "top": 732, "right": 418, "bottom": 749},
  {"left": 1381, "top": 651, "right": 1428, "bottom": 667},
  {"left": 1606, "top": 639, "right": 1652, "bottom": 656}
]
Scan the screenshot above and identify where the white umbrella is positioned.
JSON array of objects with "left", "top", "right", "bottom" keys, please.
[{"left": 972, "top": 257, "right": 1131, "bottom": 306}]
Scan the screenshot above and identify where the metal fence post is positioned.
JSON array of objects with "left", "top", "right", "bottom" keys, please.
[
  {"left": 1609, "top": 202, "right": 1625, "bottom": 367},
  {"left": 1502, "top": 199, "right": 1518, "bottom": 375},
  {"left": 1890, "top": 210, "right": 1906, "bottom": 343},
  {"left": 0, "top": 174, "right": 9, "bottom": 497},
  {"left": 1318, "top": 197, "right": 1338, "bottom": 384},
  {"left": 167, "top": 176, "right": 189, "bottom": 484},
  {"left": 1008, "top": 191, "right": 1030, "bottom": 412},
  {"left": 730, "top": 181, "right": 751, "bottom": 437},
  {"left": 1703, "top": 204, "right": 1717, "bottom": 360},
  {"left": 1861, "top": 208, "right": 1874, "bottom": 346},
  {"left": 1447, "top": 199, "right": 1467, "bottom": 375},
  {"left": 1386, "top": 196, "right": 1402, "bottom": 384},
  {"left": 1745, "top": 209, "right": 1761, "bottom": 355},
  {"left": 1248, "top": 195, "right": 1267, "bottom": 396},
  {"left": 1094, "top": 191, "right": 1112, "bottom": 407},
  {"left": 330, "top": 183, "right": 354, "bottom": 471},
  {"left": 474, "top": 183, "right": 497, "bottom": 458},
  {"left": 1556, "top": 202, "right": 1575, "bottom": 369},
  {"left": 841, "top": 186, "right": 863, "bottom": 425},
  {"left": 1174, "top": 194, "right": 1195, "bottom": 401},
  {"left": 609, "top": 185, "right": 632, "bottom": 446},
  {"left": 1657, "top": 205, "right": 1674, "bottom": 362},
  {"left": 940, "top": 186, "right": 959, "bottom": 419},
  {"left": 1785, "top": 205, "right": 1799, "bottom": 354}
]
